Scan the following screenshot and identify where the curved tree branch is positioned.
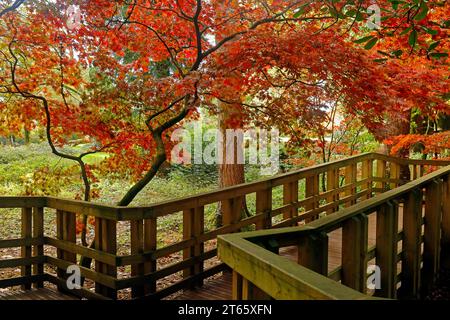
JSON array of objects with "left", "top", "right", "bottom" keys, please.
[
  {"left": 6, "top": 37, "right": 113, "bottom": 245},
  {"left": 0, "top": 0, "right": 26, "bottom": 18}
]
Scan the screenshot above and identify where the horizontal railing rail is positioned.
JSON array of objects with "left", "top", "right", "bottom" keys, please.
[{"left": 1, "top": 153, "right": 449, "bottom": 299}]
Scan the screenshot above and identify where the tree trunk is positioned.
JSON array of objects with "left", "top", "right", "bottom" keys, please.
[
  {"left": 388, "top": 110, "right": 412, "bottom": 182},
  {"left": 439, "top": 114, "right": 450, "bottom": 131},
  {"left": 216, "top": 104, "right": 249, "bottom": 227},
  {"left": 117, "top": 131, "right": 167, "bottom": 206},
  {"left": 24, "top": 127, "right": 30, "bottom": 145},
  {"left": 369, "top": 110, "right": 412, "bottom": 182},
  {"left": 9, "top": 134, "right": 15, "bottom": 146}
]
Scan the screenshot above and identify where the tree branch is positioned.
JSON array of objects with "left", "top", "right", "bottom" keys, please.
[{"left": 0, "top": 0, "right": 26, "bottom": 18}]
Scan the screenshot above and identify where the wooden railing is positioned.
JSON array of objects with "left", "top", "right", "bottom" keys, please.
[
  {"left": 1, "top": 153, "right": 449, "bottom": 299},
  {"left": 218, "top": 163, "right": 450, "bottom": 300}
]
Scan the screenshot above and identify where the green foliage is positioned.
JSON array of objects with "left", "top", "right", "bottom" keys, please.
[
  {"left": 351, "top": 130, "right": 380, "bottom": 153},
  {"left": 408, "top": 29, "right": 418, "bottom": 48},
  {"left": 0, "top": 143, "right": 71, "bottom": 184},
  {"left": 22, "top": 166, "right": 73, "bottom": 196},
  {"left": 365, "top": 37, "right": 379, "bottom": 50},
  {"left": 167, "top": 164, "right": 218, "bottom": 188},
  {"left": 354, "top": 35, "right": 375, "bottom": 44},
  {"left": 413, "top": 1, "right": 428, "bottom": 21}
]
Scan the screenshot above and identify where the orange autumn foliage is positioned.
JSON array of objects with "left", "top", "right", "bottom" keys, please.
[
  {"left": 385, "top": 131, "right": 450, "bottom": 156},
  {"left": 0, "top": 1, "right": 448, "bottom": 207}
]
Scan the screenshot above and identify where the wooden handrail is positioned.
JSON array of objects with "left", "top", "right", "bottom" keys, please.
[
  {"left": 1, "top": 153, "right": 449, "bottom": 300},
  {"left": 218, "top": 231, "right": 378, "bottom": 300}
]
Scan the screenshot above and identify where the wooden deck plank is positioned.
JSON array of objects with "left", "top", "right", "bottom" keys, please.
[
  {"left": 173, "top": 272, "right": 232, "bottom": 300},
  {"left": 0, "top": 288, "right": 78, "bottom": 300}
]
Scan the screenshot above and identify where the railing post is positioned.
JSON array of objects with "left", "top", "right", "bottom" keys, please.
[
  {"left": 95, "top": 217, "right": 117, "bottom": 299},
  {"left": 400, "top": 189, "right": 423, "bottom": 299},
  {"left": 255, "top": 189, "right": 272, "bottom": 230},
  {"left": 422, "top": 179, "right": 443, "bottom": 296},
  {"left": 342, "top": 214, "right": 368, "bottom": 292},
  {"left": 362, "top": 160, "right": 373, "bottom": 199},
  {"left": 298, "top": 232, "right": 328, "bottom": 276},
  {"left": 411, "top": 165, "right": 418, "bottom": 180},
  {"left": 419, "top": 165, "right": 425, "bottom": 178},
  {"left": 56, "top": 210, "right": 64, "bottom": 290},
  {"left": 21, "top": 207, "right": 32, "bottom": 290},
  {"left": 232, "top": 272, "right": 270, "bottom": 300},
  {"left": 375, "top": 201, "right": 398, "bottom": 299},
  {"left": 389, "top": 162, "right": 400, "bottom": 189},
  {"left": 376, "top": 159, "right": 386, "bottom": 193},
  {"left": 130, "top": 220, "right": 144, "bottom": 298},
  {"left": 442, "top": 175, "right": 450, "bottom": 269},
  {"left": 344, "top": 164, "right": 357, "bottom": 207},
  {"left": 56, "top": 210, "right": 76, "bottom": 292},
  {"left": 144, "top": 217, "right": 157, "bottom": 295},
  {"left": 104, "top": 219, "right": 117, "bottom": 299},
  {"left": 305, "top": 174, "right": 319, "bottom": 221},
  {"left": 32, "top": 207, "right": 44, "bottom": 288},
  {"left": 232, "top": 270, "right": 243, "bottom": 300},
  {"left": 222, "top": 197, "right": 244, "bottom": 226},
  {"left": 242, "top": 278, "right": 253, "bottom": 299},
  {"left": 326, "top": 169, "right": 338, "bottom": 214},
  {"left": 283, "top": 181, "right": 298, "bottom": 225},
  {"left": 130, "top": 218, "right": 157, "bottom": 297},
  {"left": 64, "top": 212, "right": 77, "bottom": 264},
  {"left": 183, "top": 206, "right": 205, "bottom": 288}
]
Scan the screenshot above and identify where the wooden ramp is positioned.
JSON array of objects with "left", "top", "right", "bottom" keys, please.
[
  {"left": 175, "top": 213, "right": 383, "bottom": 300},
  {"left": 0, "top": 288, "right": 78, "bottom": 300}
]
